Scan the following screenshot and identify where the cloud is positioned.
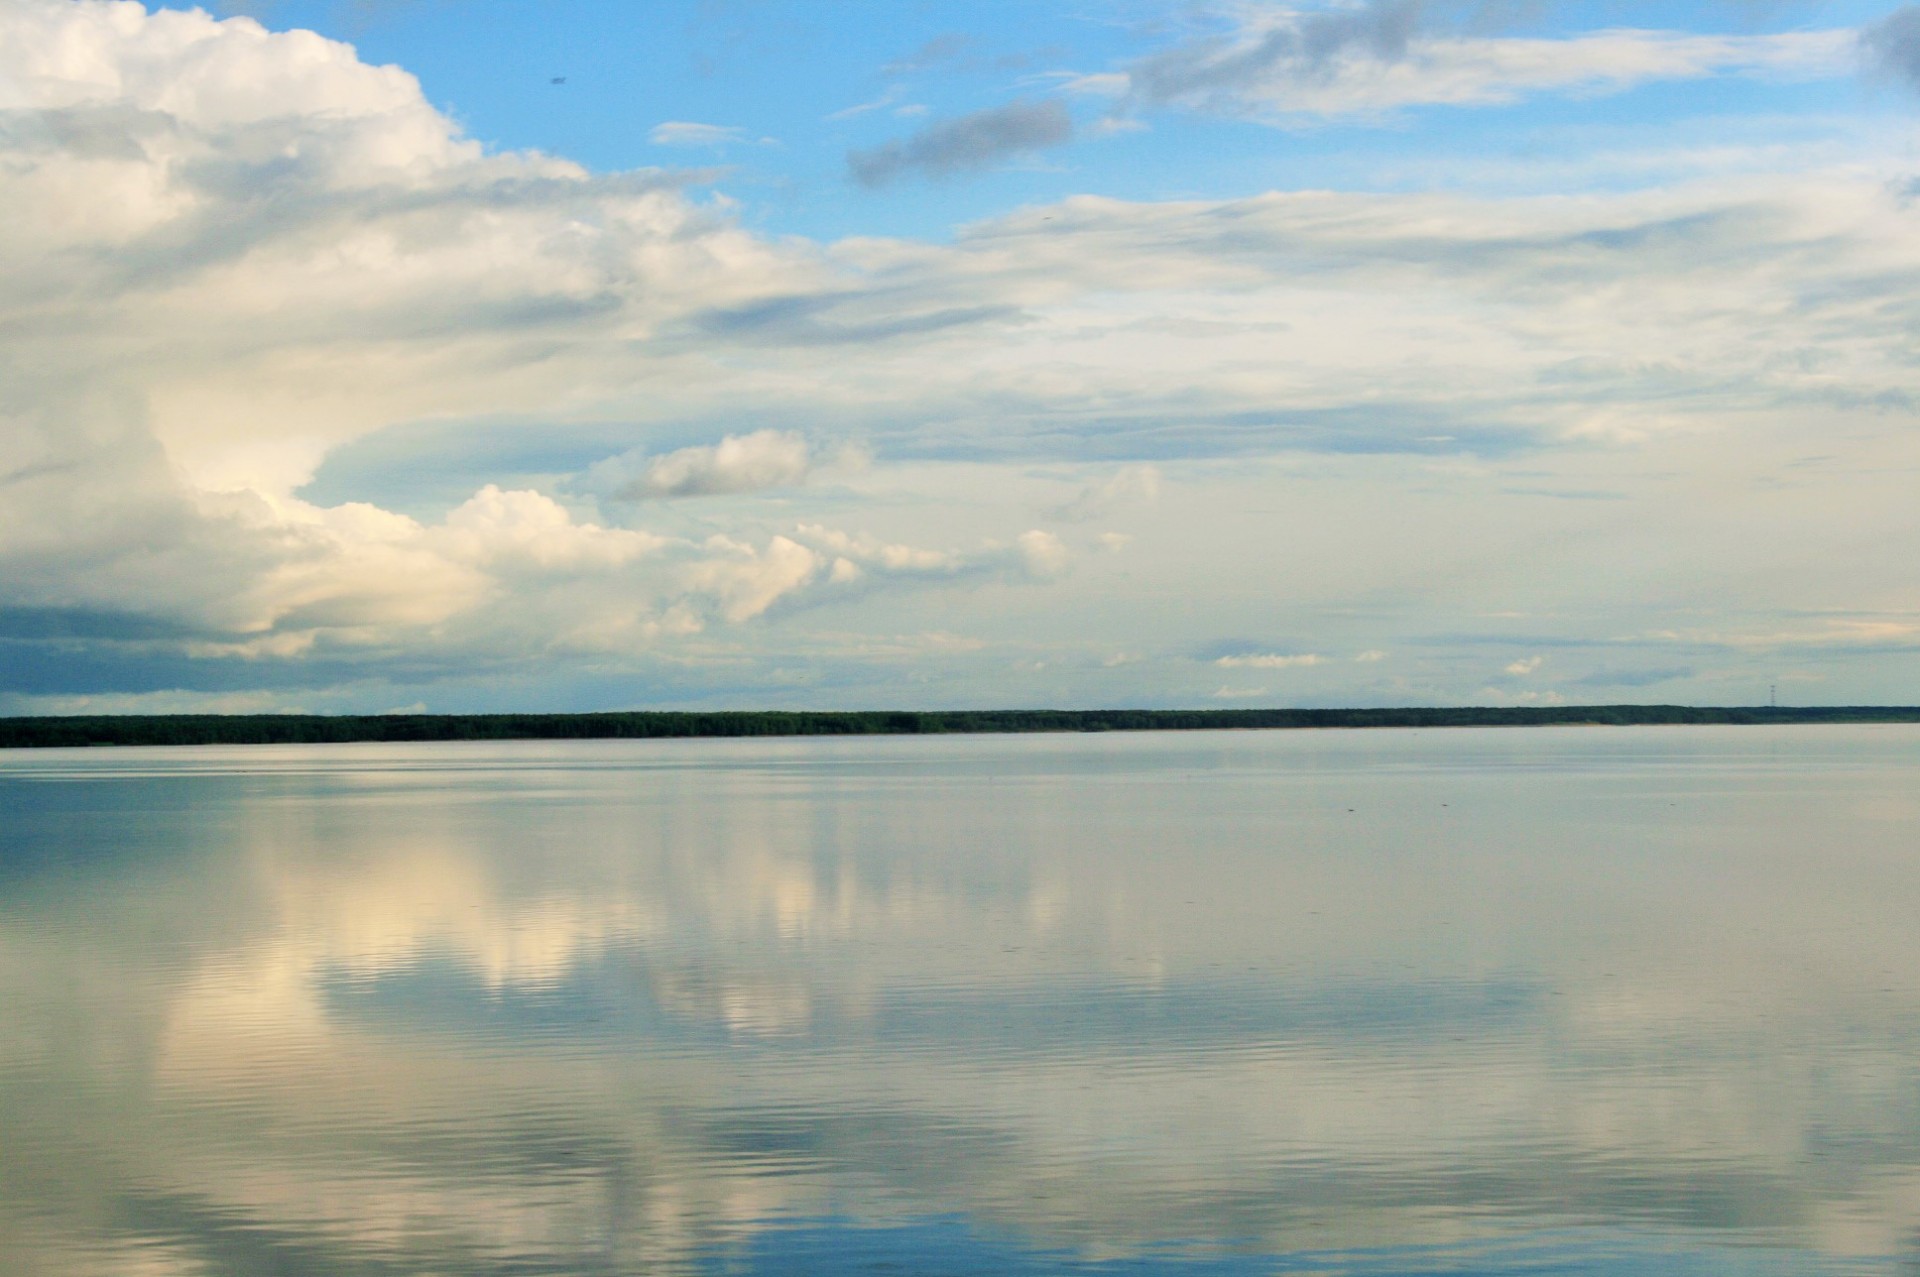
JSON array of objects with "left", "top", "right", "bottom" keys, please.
[
  {"left": 882, "top": 32, "right": 972, "bottom": 78},
  {"left": 790, "top": 525, "right": 1069, "bottom": 587},
  {"left": 677, "top": 534, "right": 819, "bottom": 624},
  {"left": 1643, "top": 618, "right": 1920, "bottom": 654},
  {"left": 848, "top": 99, "right": 1073, "bottom": 187},
  {"left": 649, "top": 121, "right": 747, "bottom": 146},
  {"left": 1050, "top": 464, "right": 1161, "bottom": 522},
  {"left": 1101, "top": 4, "right": 1853, "bottom": 120},
  {"left": 1128, "top": 0, "right": 1423, "bottom": 105},
  {"left": 688, "top": 294, "right": 1023, "bottom": 346},
  {"left": 1862, "top": 5, "right": 1920, "bottom": 94},
  {"left": 1216, "top": 653, "right": 1323, "bottom": 670},
  {"left": 827, "top": 85, "right": 906, "bottom": 121},
  {"left": 588, "top": 430, "right": 815, "bottom": 500},
  {"left": 1016, "top": 529, "right": 1069, "bottom": 578},
  {"left": 1355, "top": 650, "right": 1388, "bottom": 663},
  {"left": 1505, "top": 655, "right": 1544, "bottom": 675},
  {"left": 437, "top": 485, "right": 665, "bottom": 571},
  {"left": 0, "top": 0, "right": 1098, "bottom": 689},
  {"left": 1571, "top": 665, "right": 1692, "bottom": 688},
  {"left": 6, "top": 0, "right": 1920, "bottom": 707},
  {"left": 12, "top": 1, "right": 1910, "bottom": 488}
]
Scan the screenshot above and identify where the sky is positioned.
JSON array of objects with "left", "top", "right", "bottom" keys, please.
[{"left": 4, "top": 0, "right": 1920, "bottom": 713}]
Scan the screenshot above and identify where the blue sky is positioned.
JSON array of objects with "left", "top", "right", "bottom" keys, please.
[
  {"left": 235, "top": 0, "right": 1902, "bottom": 240},
  {"left": 4, "top": 0, "right": 1920, "bottom": 712}
]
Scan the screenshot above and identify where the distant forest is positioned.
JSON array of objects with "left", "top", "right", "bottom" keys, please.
[{"left": 2, "top": 706, "right": 1918, "bottom": 749}]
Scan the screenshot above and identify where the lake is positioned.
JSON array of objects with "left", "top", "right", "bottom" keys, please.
[{"left": 1, "top": 727, "right": 1917, "bottom": 1274}]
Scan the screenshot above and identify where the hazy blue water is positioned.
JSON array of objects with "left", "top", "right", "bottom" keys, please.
[{"left": 2, "top": 727, "right": 1918, "bottom": 1275}]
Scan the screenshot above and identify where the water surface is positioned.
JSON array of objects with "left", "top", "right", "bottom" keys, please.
[{"left": 2, "top": 728, "right": 1918, "bottom": 1274}]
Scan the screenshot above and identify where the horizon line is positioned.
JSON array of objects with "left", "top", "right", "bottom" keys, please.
[{"left": 4, "top": 705, "right": 1918, "bottom": 750}]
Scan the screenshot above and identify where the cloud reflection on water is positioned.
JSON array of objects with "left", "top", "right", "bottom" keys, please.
[{"left": 2, "top": 731, "right": 1919, "bottom": 1273}]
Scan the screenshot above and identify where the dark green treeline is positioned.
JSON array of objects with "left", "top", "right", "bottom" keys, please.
[{"left": 2, "top": 706, "right": 1918, "bottom": 749}]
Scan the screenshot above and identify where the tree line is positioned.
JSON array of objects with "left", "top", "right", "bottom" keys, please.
[{"left": 2, "top": 705, "right": 1917, "bottom": 748}]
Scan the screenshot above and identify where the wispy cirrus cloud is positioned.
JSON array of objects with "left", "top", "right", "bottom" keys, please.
[
  {"left": 650, "top": 121, "right": 748, "bottom": 146},
  {"left": 1076, "top": 3, "right": 1854, "bottom": 122},
  {"left": 1125, "top": 0, "right": 1422, "bottom": 105}
]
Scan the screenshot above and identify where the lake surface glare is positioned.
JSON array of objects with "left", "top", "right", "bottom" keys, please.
[{"left": 2, "top": 727, "right": 1918, "bottom": 1275}]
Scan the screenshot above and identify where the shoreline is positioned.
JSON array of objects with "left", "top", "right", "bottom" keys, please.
[{"left": 3, "top": 706, "right": 1918, "bottom": 749}]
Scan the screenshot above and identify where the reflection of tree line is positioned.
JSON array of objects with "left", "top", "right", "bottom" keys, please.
[{"left": 7, "top": 705, "right": 1917, "bottom": 748}]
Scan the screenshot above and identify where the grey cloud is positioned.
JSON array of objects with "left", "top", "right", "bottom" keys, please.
[
  {"left": 881, "top": 403, "right": 1525, "bottom": 466},
  {"left": 848, "top": 99, "right": 1073, "bottom": 188},
  {"left": 1129, "top": 0, "right": 1425, "bottom": 107},
  {"left": 1863, "top": 5, "right": 1920, "bottom": 92},
  {"left": 1298, "top": 0, "right": 1423, "bottom": 63},
  {"left": 0, "top": 639, "right": 481, "bottom": 698},
  {"left": 688, "top": 294, "right": 1025, "bottom": 346},
  {"left": 0, "top": 382, "right": 290, "bottom": 641},
  {"left": 0, "top": 607, "right": 199, "bottom": 643},
  {"left": 1571, "top": 665, "right": 1696, "bottom": 688}
]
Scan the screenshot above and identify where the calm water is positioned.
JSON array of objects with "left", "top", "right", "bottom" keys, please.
[{"left": 2, "top": 728, "right": 1918, "bottom": 1275}]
